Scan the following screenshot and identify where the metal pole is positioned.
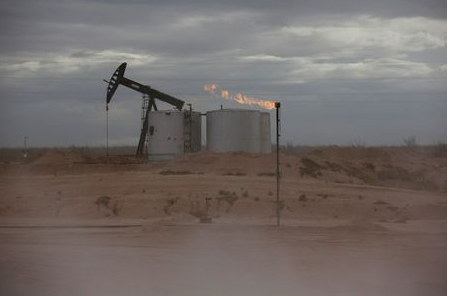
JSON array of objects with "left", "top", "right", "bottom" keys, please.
[
  {"left": 106, "top": 104, "right": 109, "bottom": 160},
  {"left": 189, "top": 103, "right": 192, "bottom": 152},
  {"left": 275, "top": 102, "right": 281, "bottom": 227},
  {"left": 23, "top": 136, "right": 28, "bottom": 159}
]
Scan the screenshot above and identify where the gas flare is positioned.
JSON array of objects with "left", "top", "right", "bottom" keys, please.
[
  {"left": 204, "top": 84, "right": 218, "bottom": 93},
  {"left": 204, "top": 83, "right": 275, "bottom": 110},
  {"left": 220, "top": 90, "right": 230, "bottom": 100}
]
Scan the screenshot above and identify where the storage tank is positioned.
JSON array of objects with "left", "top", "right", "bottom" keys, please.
[
  {"left": 147, "top": 110, "right": 201, "bottom": 161},
  {"left": 260, "top": 112, "right": 272, "bottom": 153},
  {"left": 207, "top": 109, "right": 271, "bottom": 153}
]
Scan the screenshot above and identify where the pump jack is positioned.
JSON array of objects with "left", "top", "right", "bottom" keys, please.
[{"left": 105, "top": 63, "right": 185, "bottom": 157}]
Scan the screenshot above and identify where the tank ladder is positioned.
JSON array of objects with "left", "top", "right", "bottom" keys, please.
[
  {"left": 140, "top": 94, "right": 150, "bottom": 157},
  {"left": 183, "top": 104, "right": 193, "bottom": 153}
]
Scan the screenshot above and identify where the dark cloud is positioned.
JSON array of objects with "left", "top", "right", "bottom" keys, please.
[
  {"left": 0, "top": 0, "right": 446, "bottom": 147},
  {"left": 57, "top": 0, "right": 446, "bottom": 19}
]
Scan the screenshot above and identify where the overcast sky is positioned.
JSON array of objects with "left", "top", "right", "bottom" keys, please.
[{"left": 0, "top": 0, "right": 446, "bottom": 147}]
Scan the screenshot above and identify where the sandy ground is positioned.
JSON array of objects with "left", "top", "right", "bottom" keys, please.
[{"left": 0, "top": 148, "right": 446, "bottom": 295}]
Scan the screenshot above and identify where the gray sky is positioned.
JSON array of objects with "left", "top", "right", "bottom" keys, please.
[{"left": 0, "top": 0, "right": 446, "bottom": 147}]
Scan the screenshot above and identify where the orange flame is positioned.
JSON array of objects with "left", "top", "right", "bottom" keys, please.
[
  {"left": 204, "top": 84, "right": 218, "bottom": 93},
  {"left": 204, "top": 83, "right": 275, "bottom": 110},
  {"left": 220, "top": 90, "right": 230, "bottom": 100}
]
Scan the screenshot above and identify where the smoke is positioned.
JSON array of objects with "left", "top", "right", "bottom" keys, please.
[{"left": 204, "top": 84, "right": 276, "bottom": 110}]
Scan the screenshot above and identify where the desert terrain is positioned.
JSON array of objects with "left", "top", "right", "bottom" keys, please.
[{"left": 0, "top": 146, "right": 446, "bottom": 296}]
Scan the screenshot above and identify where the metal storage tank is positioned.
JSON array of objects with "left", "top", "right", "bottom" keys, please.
[
  {"left": 147, "top": 110, "right": 184, "bottom": 161},
  {"left": 259, "top": 112, "right": 272, "bottom": 153},
  {"left": 147, "top": 110, "right": 202, "bottom": 161},
  {"left": 207, "top": 109, "right": 264, "bottom": 153}
]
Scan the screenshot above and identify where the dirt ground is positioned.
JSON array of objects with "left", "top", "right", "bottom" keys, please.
[{"left": 0, "top": 147, "right": 446, "bottom": 295}]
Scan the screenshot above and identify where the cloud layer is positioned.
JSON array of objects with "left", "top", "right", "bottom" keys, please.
[{"left": 0, "top": 0, "right": 446, "bottom": 146}]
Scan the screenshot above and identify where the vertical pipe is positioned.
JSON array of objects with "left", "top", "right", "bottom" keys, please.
[
  {"left": 23, "top": 136, "right": 28, "bottom": 159},
  {"left": 187, "top": 103, "right": 192, "bottom": 153},
  {"left": 275, "top": 102, "right": 281, "bottom": 227},
  {"left": 106, "top": 104, "right": 109, "bottom": 160}
]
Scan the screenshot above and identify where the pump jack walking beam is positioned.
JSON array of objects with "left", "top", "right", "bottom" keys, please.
[
  {"left": 105, "top": 63, "right": 185, "bottom": 157},
  {"left": 106, "top": 63, "right": 184, "bottom": 110}
]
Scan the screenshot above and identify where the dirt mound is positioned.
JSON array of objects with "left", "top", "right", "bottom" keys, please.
[
  {"left": 166, "top": 147, "right": 446, "bottom": 192},
  {"left": 82, "top": 155, "right": 146, "bottom": 164},
  {"left": 295, "top": 147, "right": 446, "bottom": 191},
  {"left": 32, "top": 150, "right": 87, "bottom": 165},
  {"left": 166, "top": 151, "right": 299, "bottom": 176},
  {"left": 24, "top": 146, "right": 446, "bottom": 192},
  {"left": 167, "top": 152, "right": 268, "bottom": 174}
]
